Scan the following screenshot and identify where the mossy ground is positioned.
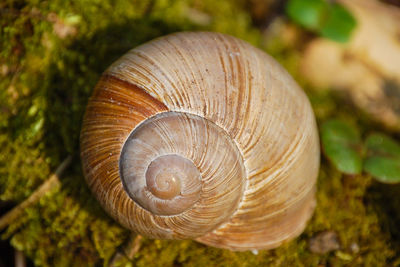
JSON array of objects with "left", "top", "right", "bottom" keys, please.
[{"left": 1, "top": 0, "right": 399, "bottom": 266}]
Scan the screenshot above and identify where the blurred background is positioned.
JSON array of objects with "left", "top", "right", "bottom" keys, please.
[{"left": 1, "top": 0, "right": 400, "bottom": 266}]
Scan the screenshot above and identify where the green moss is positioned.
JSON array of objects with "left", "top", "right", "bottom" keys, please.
[{"left": 1, "top": 0, "right": 399, "bottom": 266}]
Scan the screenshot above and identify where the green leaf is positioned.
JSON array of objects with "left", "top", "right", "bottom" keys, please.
[
  {"left": 321, "top": 119, "right": 362, "bottom": 174},
  {"left": 286, "top": 0, "right": 328, "bottom": 30},
  {"left": 365, "top": 133, "right": 400, "bottom": 158},
  {"left": 364, "top": 133, "right": 400, "bottom": 183},
  {"left": 364, "top": 156, "right": 400, "bottom": 184},
  {"left": 319, "top": 4, "right": 357, "bottom": 43},
  {"left": 285, "top": 0, "right": 357, "bottom": 43}
]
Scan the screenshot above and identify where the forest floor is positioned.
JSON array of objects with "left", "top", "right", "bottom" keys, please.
[{"left": 1, "top": 0, "right": 400, "bottom": 266}]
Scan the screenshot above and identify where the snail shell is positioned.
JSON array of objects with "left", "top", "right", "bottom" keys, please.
[{"left": 80, "top": 32, "right": 320, "bottom": 251}]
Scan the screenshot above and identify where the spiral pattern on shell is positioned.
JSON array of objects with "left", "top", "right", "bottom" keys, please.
[{"left": 80, "top": 32, "right": 320, "bottom": 251}]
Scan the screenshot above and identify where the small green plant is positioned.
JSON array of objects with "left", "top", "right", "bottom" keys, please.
[
  {"left": 321, "top": 119, "right": 400, "bottom": 183},
  {"left": 321, "top": 119, "right": 362, "bottom": 175},
  {"left": 286, "top": 0, "right": 357, "bottom": 43},
  {"left": 364, "top": 133, "right": 400, "bottom": 183}
]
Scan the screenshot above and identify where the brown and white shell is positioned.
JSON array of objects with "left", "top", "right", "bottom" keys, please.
[{"left": 80, "top": 32, "right": 320, "bottom": 251}]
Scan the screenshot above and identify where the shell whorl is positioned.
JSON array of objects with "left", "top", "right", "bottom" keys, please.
[
  {"left": 119, "top": 111, "right": 246, "bottom": 217},
  {"left": 80, "top": 32, "right": 320, "bottom": 251}
]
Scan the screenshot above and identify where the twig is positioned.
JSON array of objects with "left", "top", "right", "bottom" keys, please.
[
  {"left": 124, "top": 234, "right": 143, "bottom": 259},
  {"left": 0, "top": 156, "right": 72, "bottom": 231},
  {"left": 14, "top": 249, "right": 26, "bottom": 267},
  {"left": 109, "top": 234, "right": 143, "bottom": 266}
]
